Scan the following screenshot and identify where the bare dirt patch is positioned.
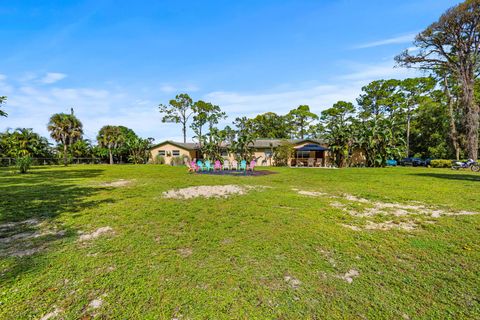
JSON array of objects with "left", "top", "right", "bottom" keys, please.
[
  {"left": 294, "top": 188, "right": 478, "bottom": 232},
  {"left": 296, "top": 190, "right": 328, "bottom": 197},
  {"left": 39, "top": 307, "right": 62, "bottom": 320},
  {"left": 78, "top": 227, "right": 114, "bottom": 242},
  {"left": 343, "top": 221, "right": 417, "bottom": 231},
  {"left": 284, "top": 275, "right": 301, "bottom": 289},
  {"left": 336, "top": 269, "right": 360, "bottom": 284},
  {"left": 0, "top": 218, "right": 39, "bottom": 231},
  {"left": 89, "top": 298, "right": 103, "bottom": 309},
  {"left": 340, "top": 193, "right": 477, "bottom": 218},
  {"left": 99, "top": 179, "right": 133, "bottom": 187},
  {"left": 163, "top": 185, "right": 260, "bottom": 199},
  {"left": 177, "top": 247, "right": 193, "bottom": 258},
  {"left": 0, "top": 219, "right": 66, "bottom": 258}
]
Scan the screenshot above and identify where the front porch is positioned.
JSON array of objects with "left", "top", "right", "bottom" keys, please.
[{"left": 290, "top": 144, "right": 329, "bottom": 167}]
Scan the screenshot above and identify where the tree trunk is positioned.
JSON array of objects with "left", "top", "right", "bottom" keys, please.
[
  {"left": 406, "top": 105, "right": 411, "bottom": 157},
  {"left": 444, "top": 77, "right": 461, "bottom": 160},
  {"left": 182, "top": 122, "right": 186, "bottom": 143},
  {"left": 109, "top": 147, "right": 113, "bottom": 165},
  {"left": 461, "top": 76, "right": 478, "bottom": 160},
  {"left": 463, "top": 84, "right": 479, "bottom": 160},
  {"left": 63, "top": 143, "right": 68, "bottom": 166}
]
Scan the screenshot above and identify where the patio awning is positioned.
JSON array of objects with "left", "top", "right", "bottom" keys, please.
[{"left": 296, "top": 144, "right": 329, "bottom": 151}]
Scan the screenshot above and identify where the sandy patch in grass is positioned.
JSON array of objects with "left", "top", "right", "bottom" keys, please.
[
  {"left": 0, "top": 219, "right": 66, "bottom": 258},
  {"left": 163, "top": 185, "right": 259, "bottom": 199},
  {"left": 297, "top": 190, "right": 328, "bottom": 197},
  {"left": 284, "top": 275, "right": 302, "bottom": 289},
  {"left": 294, "top": 188, "right": 477, "bottom": 233},
  {"left": 39, "top": 308, "right": 62, "bottom": 320},
  {"left": 0, "top": 218, "right": 39, "bottom": 231},
  {"left": 336, "top": 269, "right": 360, "bottom": 284},
  {"left": 89, "top": 298, "right": 103, "bottom": 309},
  {"left": 177, "top": 248, "right": 193, "bottom": 257},
  {"left": 78, "top": 227, "right": 113, "bottom": 242},
  {"left": 99, "top": 179, "right": 133, "bottom": 187},
  {"left": 341, "top": 194, "right": 477, "bottom": 218},
  {"left": 343, "top": 221, "right": 417, "bottom": 231}
]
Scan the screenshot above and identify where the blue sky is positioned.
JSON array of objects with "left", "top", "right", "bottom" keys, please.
[{"left": 0, "top": 0, "right": 460, "bottom": 142}]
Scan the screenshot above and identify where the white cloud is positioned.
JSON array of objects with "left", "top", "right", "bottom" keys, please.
[
  {"left": 0, "top": 59, "right": 421, "bottom": 144},
  {"left": 160, "top": 83, "right": 199, "bottom": 94},
  {"left": 338, "top": 61, "right": 416, "bottom": 82},
  {"left": 354, "top": 33, "right": 417, "bottom": 49},
  {"left": 39, "top": 72, "right": 67, "bottom": 84}
]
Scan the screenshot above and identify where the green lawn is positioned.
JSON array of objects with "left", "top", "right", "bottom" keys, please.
[{"left": 0, "top": 165, "right": 479, "bottom": 319}]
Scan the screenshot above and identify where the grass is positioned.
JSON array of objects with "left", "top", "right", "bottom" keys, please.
[{"left": 0, "top": 165, "right": 479, "bottom": 319}]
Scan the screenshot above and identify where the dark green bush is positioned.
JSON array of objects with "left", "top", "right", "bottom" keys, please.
[{"left": 16, "top": 156, "right": 32, "bottom": 174}]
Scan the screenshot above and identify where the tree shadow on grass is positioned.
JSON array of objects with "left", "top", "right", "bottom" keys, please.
[
  {"left": 0, "top": 167, "right": 114, "bottom": 286},
  {"left": 410, "top": 172, "right": 480, "bottom": 182}
]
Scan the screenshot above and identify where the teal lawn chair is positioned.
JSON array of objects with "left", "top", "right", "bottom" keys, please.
[
  {"left": 239, "top": 160, "right": 247, "bottom": 174},
  {"left": 197, "top": 160, "right": 205, "bottom": 171},
  {"left": 204, "top": 160, "right": 213, "bottom": 172}
]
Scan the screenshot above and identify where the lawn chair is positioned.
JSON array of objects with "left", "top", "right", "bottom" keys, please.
[
  {"left": 223, "top": 159, "right": 230, "bottom": 170},
  {"left": 239, "top": 160, "right": 247, "bottom": 174},
  {"left": 307, "top": 158, "right": 315, "bottom": 167},
  {"left": 188, "top": 160, "right": 197, "bottom": 173},
  {"left": 204, "top": 160, "right": 213, "bottom": 172},
  {"left": 315, "top": 158, "right": 323, "bottom": 167},
  {"left": 196, "top": 160, "right": 205, "bottom": 171},
  {"left": 214, "top": 160, "right": 222, "bottom": 171},
  {"left": 231, "top": 160, "right": 238, "bottom": 170},
  {"left": 248, "top": 160, "right": 256, "bottom": 172}
]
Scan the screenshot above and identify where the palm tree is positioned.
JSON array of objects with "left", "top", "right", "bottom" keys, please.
[
  {"left": 47, "top": 111, "right": 83, "bottom": 166},
  {"left": 97, "top": 125, "right": 124, "bottom": 165}
]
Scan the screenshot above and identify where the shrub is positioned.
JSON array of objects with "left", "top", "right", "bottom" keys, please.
[
  {"left": 16, "top": 156, "right": 32, "bottom": 174},
  {"left": 273, "top": 141, "right": 294, "bottom": 166},
  {"left": 154, "top": 155, "right": 165, "bottom": 164},
  {"left": 430, "top": 159, "right": 453, "bottom": 168},
  {"left": 171, "top": 156, "right": 189, "bottom": 166}
]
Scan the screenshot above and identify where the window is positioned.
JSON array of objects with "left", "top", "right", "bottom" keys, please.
[
  {"left": 172, "top": 150, "right": 180, "bottom": 156},
  {"left": 158, "top": 150, "right": 166, "bottom": 156}
]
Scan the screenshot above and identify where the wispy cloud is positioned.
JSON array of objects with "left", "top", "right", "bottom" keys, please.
[
  {"left": 338, "top": 61, "right": 415, "bottom": 81},
  {"left": 39, "top": 72, "right": 67, "bottom": 84},
  {"left": 0, "top": 59, "right": 421, "bottom": 143},
  {"left": 354, "top": 33, "right": 417, "bottom": 49},
  {"left": 160, "top": 83, "right": 199, "bottom": 93}
]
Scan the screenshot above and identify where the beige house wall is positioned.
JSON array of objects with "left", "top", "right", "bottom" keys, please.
[{"left": 149, "top": 144, "right": 195, "bottom": 165}]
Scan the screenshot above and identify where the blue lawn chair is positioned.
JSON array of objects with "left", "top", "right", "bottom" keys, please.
[
  {"left": 239, "top": 160, "right": 247, "bottom": 174},
  {"left": 197, "top": 160, "right": 205, "bottom": 171},
  {"left": 204, "top": 160, "right": 213, "bottom": 171}
]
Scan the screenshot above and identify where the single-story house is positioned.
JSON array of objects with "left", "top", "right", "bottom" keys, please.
[{"left": 149, "top": 139, "right": 366, "bottom": 167}]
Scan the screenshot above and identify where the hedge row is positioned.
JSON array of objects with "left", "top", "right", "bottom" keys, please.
[{"left": 429, "top": 159, "right": 458, "bottom": 168}]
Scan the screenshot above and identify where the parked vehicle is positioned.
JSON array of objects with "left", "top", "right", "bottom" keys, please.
[
  {"left": 399, "top": 157, "right": 425, "bottom": 167},
  {"left": 451, "top": 159, "right": 480, "bottom": 172}
]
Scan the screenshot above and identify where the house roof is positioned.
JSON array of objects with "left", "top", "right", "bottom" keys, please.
[
  {"left": 149, "top": 138, "right": 327, "bottom": 150},
  {"left": 149, "top": 140, "right": 200, "bottom": 151},
  {"left": 252, "top": 139, "right": 326, "bottom": 148}
]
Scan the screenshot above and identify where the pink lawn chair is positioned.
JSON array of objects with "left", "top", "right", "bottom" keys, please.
[
  {"left": 188, "top": 160, "right": 198, "bottom": 173},
  {"left": 214, "top": 160, "right": 222, "bottom": 171},
  {"left": 248, "top": 160, "right": 256, "bottom": 172}
]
